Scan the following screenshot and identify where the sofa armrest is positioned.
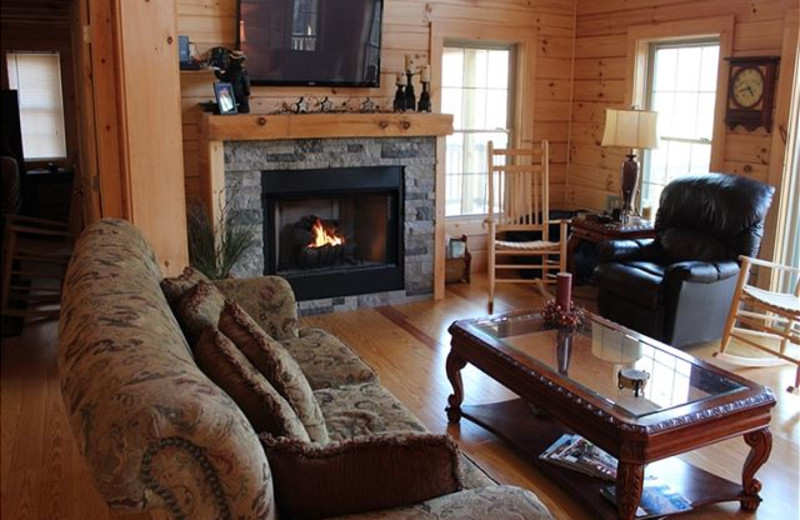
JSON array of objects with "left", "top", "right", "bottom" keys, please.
[
  {"left": 214, "top": 276, "right": 299, "bottom": 339},
  {"left": 597, "top": 238, "right": 657, "bottom": 263},
  {"left": 59, "top": 220, "right": 277, "bottom": 520},
  {"left": 329, "top": 485, "right": 553, "bottom": 520},
  {"left": 666, "top": 260, "right": 740, "bottom": 284}
]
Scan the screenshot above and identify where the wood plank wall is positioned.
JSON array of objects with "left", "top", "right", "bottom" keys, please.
[
  {"left": 567, "top": 0, "right": 798, "bottom": 213},
  {"left": 176, "top": 0, "right": 578, "bottom": 207}
]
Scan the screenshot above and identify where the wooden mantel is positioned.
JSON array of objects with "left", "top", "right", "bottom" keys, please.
[
  {"left": 201, "top": 112, "right": 454, "bottom": 141},
  {"left": 199, "top": 112, "right": 454, "bottom": 299}
]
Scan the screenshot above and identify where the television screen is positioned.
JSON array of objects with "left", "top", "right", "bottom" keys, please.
[{"left": 237, "top": 0, "right": 383, "bottom": 87}]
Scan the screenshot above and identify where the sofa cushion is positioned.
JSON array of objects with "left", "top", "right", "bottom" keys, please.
[
  {"left": 327, "top": 485, "right": 553, "bottom": 520},
  {"left": 195, "top": 327, "right": 310, "bottom": 441},
  {"left": 219, "top": 301, "right": 329, "bottom": 444},
  {"left": 260, "top": 432, "right": 463, "bottom": 520},
  {"left": 214, "top": 276, "right": 300, "bottom": 340},
  {"left": 160, "top": 266, "right": 212, "bottom": 309},
  {"left": 315, "top": 383, "right": 427, "bottom": 441},
  {"left": 281, "top": 327, "right": 378, "bottom": 390},
  {"left": 176, "top": 280, "right": 226, "bottom": 344}
]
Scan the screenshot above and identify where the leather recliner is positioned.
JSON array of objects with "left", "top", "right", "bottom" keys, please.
[{"left": 594, "top": 173, "right": 775, "bottom": 348}]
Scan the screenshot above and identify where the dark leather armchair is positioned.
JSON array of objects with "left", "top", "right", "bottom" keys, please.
[{"left": 594, "top": 173, "right": 775, "bottom": 348}]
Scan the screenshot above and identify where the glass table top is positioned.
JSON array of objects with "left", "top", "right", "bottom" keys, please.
[{"left": 471, "top": 312, "right": 746, "bottom": 418}]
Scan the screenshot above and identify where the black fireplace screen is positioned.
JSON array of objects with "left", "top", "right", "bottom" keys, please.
[{"left": 263, "top": 166, "right": 404, "bottom": 301}]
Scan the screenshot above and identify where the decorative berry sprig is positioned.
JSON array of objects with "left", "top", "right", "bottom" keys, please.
[{"left": 541, "top": 299, "right": 586, "bottom": 331}]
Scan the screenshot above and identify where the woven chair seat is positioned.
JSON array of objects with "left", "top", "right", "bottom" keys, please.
[
  {"left": 495, "top": 240, "right": 559, "bottom": 251},
  {"left": 744, "top": 286, "right": 800, "bottom": 314}
]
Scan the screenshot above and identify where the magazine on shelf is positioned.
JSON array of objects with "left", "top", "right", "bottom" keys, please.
[
  {"left": 539, "top": 433, "right": 617, "bottom": 481},
  {"left": 601, "top": 476, "right": 692, "bottom": 519}
]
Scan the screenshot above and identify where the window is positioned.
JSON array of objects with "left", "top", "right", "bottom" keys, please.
[
  {"left": 442, "top": 44, "right": 513, "bottom": 217},
  {"left": 642, "top": 40, "right": 719, "bottom": 210},
  {"left": 6, "top": 51, "right": 67, "bottom": 161}
]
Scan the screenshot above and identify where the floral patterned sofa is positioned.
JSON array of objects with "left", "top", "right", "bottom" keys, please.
[{"left": 58, "top": 219, "right": 553, "bottom": 520}]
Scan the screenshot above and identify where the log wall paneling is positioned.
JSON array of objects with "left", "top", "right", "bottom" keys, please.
[
  {"left": 178, "top": 0, "right": 578, "bottom": 282},
  {"left": 115, "top": 0, "right": 188, "bottom": 275},
  {"left": 568, "top": 0, "right": 799, "bottom": 247}
]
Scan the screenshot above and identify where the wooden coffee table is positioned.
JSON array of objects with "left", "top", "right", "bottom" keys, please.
[{"left": 446, "top": 311, "right": 776, "bottom": 520}]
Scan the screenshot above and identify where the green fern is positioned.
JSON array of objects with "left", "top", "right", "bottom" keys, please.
[{"left": 186, "top": 191, "right": 256, "bottom": 280}]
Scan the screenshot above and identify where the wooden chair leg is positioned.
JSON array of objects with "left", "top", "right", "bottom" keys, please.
[
  {"left": 719, "top": 258, "right": 752, "bottom": 354},
  {"left": 488, "top": 228, "right": 496, "bottom": 307}
]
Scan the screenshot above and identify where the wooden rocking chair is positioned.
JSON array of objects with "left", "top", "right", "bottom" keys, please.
[
  {"left": 716, "top": 255, "right": 800, "bottom": 393},
  {"left": 486, "top": 140, "right": 567, "bottom": 310}
]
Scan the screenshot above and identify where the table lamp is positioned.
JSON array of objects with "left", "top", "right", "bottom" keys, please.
[{"left": 601, "top": 108, "right": 658, "bottom": 221}]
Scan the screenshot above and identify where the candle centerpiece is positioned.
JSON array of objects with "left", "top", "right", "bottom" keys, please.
[{"left": 541, "top": 273, "right": 585, "bottom": 331}]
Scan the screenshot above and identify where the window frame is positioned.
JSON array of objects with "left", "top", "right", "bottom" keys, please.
[
  {"left": 625, "top": 16, "right": 734, "bottom": 175},
  {"left": 442, "top": 42, "right": 516, "bottom": 218},
  {"left": 641, "top": 38, "right": 721, "bottom": 207},
  {"left": 431, "top": 21, "right": 537, "bottom": 226},
  {"left": 6, "top": 50, "right": 68, "bottom": 162}
]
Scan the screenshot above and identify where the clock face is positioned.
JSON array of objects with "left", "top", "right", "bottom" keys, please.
[{"left": 732, "top": 67, "right": 765, "bottom": 108}]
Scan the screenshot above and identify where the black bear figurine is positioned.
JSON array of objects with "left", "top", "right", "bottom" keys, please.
[{"left": 206, "top": 47, "right": 251, "bottom": 114}]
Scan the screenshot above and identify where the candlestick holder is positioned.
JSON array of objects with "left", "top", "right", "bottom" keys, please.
[
  {"left": 404, "top": 72, "right": 416, "bottom": 112},
  {"left": 393, "top": 84, "right": 407, "bottom": 112},
  {"left": 418, "top": 81, "right": 431, "bottom": 112}
]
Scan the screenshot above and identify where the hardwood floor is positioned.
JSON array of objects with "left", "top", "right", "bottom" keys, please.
[{"left": 1, "top": 275, "right": 798, "bottom": 519}]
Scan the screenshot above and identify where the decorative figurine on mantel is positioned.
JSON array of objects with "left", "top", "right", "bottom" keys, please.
[
  {"left": 394, "top": 72, "right": 408, "bottom": 111},
  {"left": 404, "top": 54, "right": 417, "bottom": 111},
  {"left": 360, "top": 97, "right": 377, "bottom": 112},
  {"left": 206, "top": 47, "right": 251, "bottom": 113},
  {"left": 418, "top": 64, "right": 432, "bottom": 112},
  {"left": 294, "top": 96, "right": 309, "bottom": 113}
]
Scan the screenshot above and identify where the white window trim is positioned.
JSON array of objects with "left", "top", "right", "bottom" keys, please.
[
  {"left": 625, "top": 16, "right": 734, "bottom": 173},
  {"left": 431, "top": 21, "right": 537, "bottom": 226}
]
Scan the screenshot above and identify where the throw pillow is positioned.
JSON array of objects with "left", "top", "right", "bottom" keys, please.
[
  {"left": 176, "top": 280, "right": 226, "bottom": 345},
  {"left": 160, "top": 266, "right": 211, "bottom": 309},
  {"left": 219, "top": 301, "right": 329, "bottom": 444},
  {"left": 259, "top": 432, "right": 463, "bottom": 520},
  {"left": 195, "top": 327, "right": 310, "bottom": 441}
]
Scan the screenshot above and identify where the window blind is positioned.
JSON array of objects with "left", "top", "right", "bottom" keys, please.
[{"left": 6, "top": 52, "right": 67, "bottom": 160}]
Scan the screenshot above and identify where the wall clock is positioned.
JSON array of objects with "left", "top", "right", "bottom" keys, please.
[{"left": 724, "top": 56, "right": 780, "bottom": 132}]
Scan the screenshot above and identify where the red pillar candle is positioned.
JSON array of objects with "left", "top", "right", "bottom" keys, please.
[{"left": 556, "top": 272, "right": 572, "bottom": 310}]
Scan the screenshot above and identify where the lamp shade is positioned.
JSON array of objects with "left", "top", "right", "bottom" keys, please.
[{"left": 601, "top": 108, "right": 658, "bottom": 150}]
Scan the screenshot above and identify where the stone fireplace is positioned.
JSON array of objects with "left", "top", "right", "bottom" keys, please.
[{"left": 224, "top": 137, "right": 436, "bottom": 314}]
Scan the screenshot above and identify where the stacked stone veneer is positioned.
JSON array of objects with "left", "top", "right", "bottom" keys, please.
[{"left": 224, "top": 137, "right": 436, "bottom": 315}]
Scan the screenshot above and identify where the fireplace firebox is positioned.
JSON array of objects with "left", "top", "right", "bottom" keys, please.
[{"left": 262, "top": 166, "right": 404, "bottom": 301}]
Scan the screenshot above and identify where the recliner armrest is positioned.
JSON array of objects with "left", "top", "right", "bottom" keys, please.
[
  {"left": 597, "top": 238, "right": 657, "bottom": 262},
  {"left": 665, "top": 260, "right": 740, "bottom": 284}
]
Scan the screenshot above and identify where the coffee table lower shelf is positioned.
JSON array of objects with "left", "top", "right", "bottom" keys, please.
[{"left": 461, "top": 398, "right": 748, "bottom": 520}]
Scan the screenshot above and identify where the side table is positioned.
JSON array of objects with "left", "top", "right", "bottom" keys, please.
[{"left": 567, "top": 216, "right": 655, "bottom": 276}]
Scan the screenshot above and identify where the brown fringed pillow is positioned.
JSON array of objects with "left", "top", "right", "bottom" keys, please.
[
  {"left": 260, "top": 432, "right": 463, "bottom": 520},
  {"left": 160, "top": 266, "right": 211, "bottom": 309},
  {"left": 219, "top": 300, "right": 329, "bottom": 444},
  {"left": 175, "top": 280, "right": 226, "bottom": 345},
  {"left": 195, "top": 327, "right": 310, "bottom": 441}
]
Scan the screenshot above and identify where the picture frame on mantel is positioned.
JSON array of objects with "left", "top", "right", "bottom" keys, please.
[{"left": 214, "top": 82, "right": 237, "bottom": 115}]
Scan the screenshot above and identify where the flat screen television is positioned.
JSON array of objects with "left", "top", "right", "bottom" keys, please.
[{"left": 237, "top": 0, "right": 383, "bottom": 87}]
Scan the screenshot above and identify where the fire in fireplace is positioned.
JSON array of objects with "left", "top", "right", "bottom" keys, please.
[
  {"left": 288, "top": 216, "right": 357, "bottom": 270},
  {"left": 263, "top": 166, "right": 404, "bottom": 301}
]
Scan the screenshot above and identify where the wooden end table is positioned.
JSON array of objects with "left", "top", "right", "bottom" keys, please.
[
  {"left": 567, "top": 216, "right": 655, "bottom": 274},
  {"left": 446, "top": 311, "right": 775, "bottom": 520}
]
